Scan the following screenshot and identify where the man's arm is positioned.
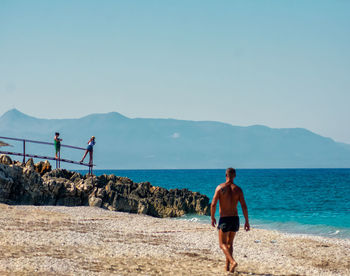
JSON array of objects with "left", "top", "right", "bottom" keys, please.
[
  {"left": 210, "top": 187, "right": 220, "bottom": 227},
  {"left": 239, "top": 189, "right": 250, "bottom": 231}
]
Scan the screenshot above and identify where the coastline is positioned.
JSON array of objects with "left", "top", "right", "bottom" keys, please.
[
  {"left": 92, "top": 168, "right": 350, "bottom": 240},
  {"left": 175, "top": 214, "right": 350, "bottom": 240},
  {"left": 0, "top": 204, "right": 349, "bottom": 275}
]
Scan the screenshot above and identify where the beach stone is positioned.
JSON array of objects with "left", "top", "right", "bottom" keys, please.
[
  {"left": 89, "top": 196, "right": 102, "bottom": 207},
  {"left": 0, "top": 155, "right": 211, "bottom": 218}
]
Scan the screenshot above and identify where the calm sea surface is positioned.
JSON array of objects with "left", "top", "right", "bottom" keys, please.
[{"left": 79, "top": 169, "right": 350, "bottom": 239}]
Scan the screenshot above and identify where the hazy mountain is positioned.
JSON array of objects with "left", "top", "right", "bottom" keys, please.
[{"left": 1, "top": 109, "right": 350, "bottom": 169}]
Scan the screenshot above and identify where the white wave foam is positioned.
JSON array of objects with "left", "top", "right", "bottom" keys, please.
[{"left": 330, "top": 230, "right": 340, "bottom": 236}]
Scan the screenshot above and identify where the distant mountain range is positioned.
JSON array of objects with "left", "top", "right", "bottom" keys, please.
[{"left": 1, "top": 109, "right": 350, "bottom": 169}]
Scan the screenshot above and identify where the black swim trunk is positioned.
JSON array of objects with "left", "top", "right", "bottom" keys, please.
[{"left": 217, "top": 216, "right": 240, "bottom": 232}]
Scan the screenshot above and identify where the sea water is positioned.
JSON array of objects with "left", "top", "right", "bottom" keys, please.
[{"left": 86, "top": 169, "right": 350, "bottom": 239}]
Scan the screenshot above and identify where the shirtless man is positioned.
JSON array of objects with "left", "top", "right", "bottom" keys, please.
[{"left": 211, "top": 168, "right": 250, "bottom": 273}]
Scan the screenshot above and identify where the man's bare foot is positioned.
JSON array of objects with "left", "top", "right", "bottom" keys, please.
[{"left": 229, "top": 261, "right": 237, "bottom": 273}]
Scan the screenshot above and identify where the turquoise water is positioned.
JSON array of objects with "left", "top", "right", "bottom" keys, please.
[{"left": 83, "top": 169, "right": 350, "bottom": 239}]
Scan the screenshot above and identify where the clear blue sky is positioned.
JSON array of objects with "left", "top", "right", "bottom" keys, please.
[{"left": 1, "top": 0, "right": 350, "bottom": 143}]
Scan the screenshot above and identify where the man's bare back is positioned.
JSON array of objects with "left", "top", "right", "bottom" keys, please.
[
  {"left": 210, "top": 168, "right": 250, "bottom": 273},
  {"left": 216, "top": 182, "right": 242, "bottom": 217}
]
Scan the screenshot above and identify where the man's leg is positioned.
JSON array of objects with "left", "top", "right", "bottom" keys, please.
[
  {"left": 218, "top": 229, "right": 237, "bottom": 271},
  {"left": 225, "top": 233, "right": 230, "bottom": 271},
  {"left": 228, "top": 231, "right": 237, "bottom": 271},
  {"left": 224, "top": 231, "right": 237, "bottom": 271}
]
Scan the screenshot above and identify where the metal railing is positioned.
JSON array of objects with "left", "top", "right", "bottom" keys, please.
[{"left": 0, "top": 136, "right": 94, "bottom": 175}]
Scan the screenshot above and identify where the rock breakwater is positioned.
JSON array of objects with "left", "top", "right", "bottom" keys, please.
[{"left": 0, "top": 155, "right": 210, "bottom": 217}]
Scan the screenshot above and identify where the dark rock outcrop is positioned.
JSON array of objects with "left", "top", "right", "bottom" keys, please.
[
  {"left": 0, "top": 156, "right": 210, "bottom": 217},
  {"left": 35, "top": 160, "right": 52, "bottom": 176}
]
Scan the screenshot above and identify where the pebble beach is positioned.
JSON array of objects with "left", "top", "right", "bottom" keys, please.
[{"left": 0, "top": 203, "right": 349, "bottom": 276}]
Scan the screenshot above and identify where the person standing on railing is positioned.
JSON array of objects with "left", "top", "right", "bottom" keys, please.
[
  {"left": 54, "top": 132, "right": 62, "bottom": 159},
  {"left": 80, "top": 136, "right": 96, "bottom": 164}
]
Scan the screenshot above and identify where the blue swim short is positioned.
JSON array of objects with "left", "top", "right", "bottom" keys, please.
[{"left": 217, "top": 216, "right": 240, "bottom": 232}]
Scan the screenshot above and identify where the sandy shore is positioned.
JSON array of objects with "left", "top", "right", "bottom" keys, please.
[{"left": 0, "top": 204, "right": 349, "bottom": 275}]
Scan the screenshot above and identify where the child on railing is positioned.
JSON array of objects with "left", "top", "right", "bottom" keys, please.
[
  {"left": 80, "top": 136, "right": 96, "bottom": 164},
  {"left": 54, "top": 132, "right": 62, "bottom": 159}
]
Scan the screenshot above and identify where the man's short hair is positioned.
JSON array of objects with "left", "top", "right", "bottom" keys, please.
[{"left": 226, "top": 168, "right": 236, "bottom": 178}]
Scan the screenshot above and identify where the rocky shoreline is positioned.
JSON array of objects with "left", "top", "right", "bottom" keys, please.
[{"left": 0, "top": 155, "right": 210, "bottom": 218}]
